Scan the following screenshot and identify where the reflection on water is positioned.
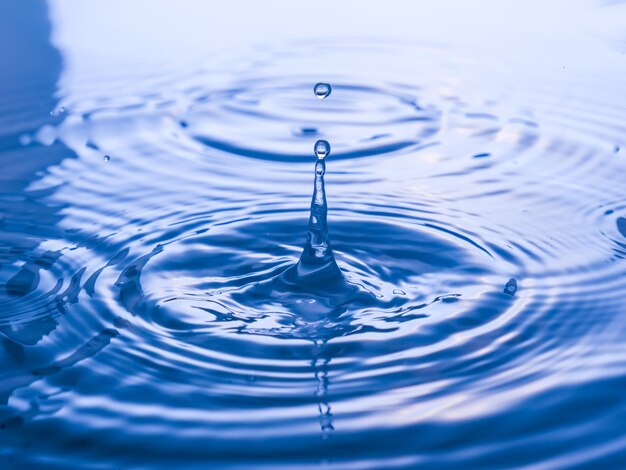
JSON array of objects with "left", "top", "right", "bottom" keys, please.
[{"left": 2, "top": 0, "right": 626, "bottom": 468}]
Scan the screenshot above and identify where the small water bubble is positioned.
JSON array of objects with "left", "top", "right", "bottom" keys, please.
[
  {"left": 50, "top": 106, "right": 65, "bottom": 116},
  {"left": 103, "top": 155, "right": 111, "bottom": 162},
  {"left": 504, "top": 278, "right": 518, "bottom": 296},
  {"left": 314, "top": 140, "right": 330, "bottom": 159},
  {"left": 314, "top": 83, "right": 332, "bottom": 99}
]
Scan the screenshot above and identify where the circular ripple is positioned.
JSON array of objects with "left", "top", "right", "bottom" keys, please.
[
  {"left": 137, "top": 211, "right": 494, "bottom": 338},
  {"left": 187, "top": 80, "right": 441, "bottom": 161},
  {"left": 3, "top": 40, "right": 626, "bottom": 468}
]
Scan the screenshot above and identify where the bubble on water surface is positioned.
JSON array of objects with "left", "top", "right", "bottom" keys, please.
[
  {"left": 314, "top": 140, "right": 330, "bottom": 159},
  {"left": 503, "top": 278, "right": 518, "bottom": 296},
  {"left": 50, "top": 106, "right": 65, "bottom": 116},
  {"left": 314, "top": 82, "right": 332, "bottom": 99}
]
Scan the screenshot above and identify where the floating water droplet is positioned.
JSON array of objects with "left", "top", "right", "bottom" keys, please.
[
  {"left": 314, "top": 83, "right": 332, "bottom": 99},
  {"left": 103, "top": 155, "right": 111, "bottom": 162},
  {"left": 314, "top": 140, "right": 330, "bottom": 160},
  {"left": 504, "top": 278, "right": 518, "bottom": 296}
]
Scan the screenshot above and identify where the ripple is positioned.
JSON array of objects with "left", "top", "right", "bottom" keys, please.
[
  {"left": 3, "top": 40, "right": 626, "bottom": 468},
  {"left": 187, "top": 80, "right": 441, "bottom": 162}
]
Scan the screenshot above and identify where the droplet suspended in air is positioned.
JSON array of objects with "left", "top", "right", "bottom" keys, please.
[
  {"left": 314, "top": 83, "right": 332, "bottom": 99},
  {"left": 314, "top": 140, "right": 330, "bottom": 160},
  {"left": 103, "top": 155, "right": 111, "bottom": 162}
]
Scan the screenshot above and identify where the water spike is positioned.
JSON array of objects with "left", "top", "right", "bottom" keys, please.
[
  {"left": 249, "top": 81, "right": 369, "bottom": 313},
  {"left": 291, "top": 151, "right": 344, "bottom": 287},
  {"left": 305, "top": 158, "right": 330, "bottom": 258}
]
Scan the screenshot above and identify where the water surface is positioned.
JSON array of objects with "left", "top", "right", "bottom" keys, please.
[{"left": 2, "top": 1, "right": 626, "bottom": 468}]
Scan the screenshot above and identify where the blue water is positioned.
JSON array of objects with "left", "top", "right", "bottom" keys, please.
[{"left": 2, "top": 1, "right": 626, "bottom": 468}]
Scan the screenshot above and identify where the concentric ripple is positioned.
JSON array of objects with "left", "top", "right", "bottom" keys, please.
[
  {"left": 2, "top": 39, "right": 626, "bottom": 469},
  {"left": 188, "top": 80, "right": 440, "bottom": 161}
]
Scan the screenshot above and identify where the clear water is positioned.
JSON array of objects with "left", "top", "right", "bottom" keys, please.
[{"left": 2, "top": 0, "right": 626, "bottom": 468}]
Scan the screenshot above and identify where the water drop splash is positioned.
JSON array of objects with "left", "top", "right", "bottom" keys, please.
[
  {"left": 314, "top": 82, "right": 332, "bottom": 99},
  {"left": 227, "top": 83, "right": 369, "bottom": 321},
  {"left": 290, "top": 148, "right": 343, "bottom": 288},
  {"left": 314, "top": 139, "right": 330, "bottom": 160}
]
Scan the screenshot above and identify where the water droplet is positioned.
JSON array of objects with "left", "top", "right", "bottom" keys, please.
[
  {"left": 50, "top": 106, "right": 65, "bottom": 116},
  {"left": 504, "top": 278, "right": 518, "bottom": 296},
  {"left": 314, "top": 140, "right": 330, "bottom": 160},
  {"left": 103, "top": 155, "right": 111, "bottom": 162},
  {"left": 615, "top": 145, "right": 621, "bottom": 154},
  {"left": 314, "top": 83, "right": 332, "bottom": 99}
]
